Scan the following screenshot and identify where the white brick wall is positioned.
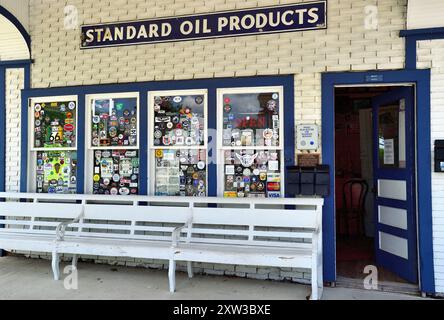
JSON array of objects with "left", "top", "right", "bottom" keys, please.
[
  {"left": 5, "top": 0, "right": 412, "bottom": 284},
  {"left": 417, "top": 39, "right": 444, "bottom": 294},
  {"left": 5, "top": 68, "right": 23, "bottom": 193}
]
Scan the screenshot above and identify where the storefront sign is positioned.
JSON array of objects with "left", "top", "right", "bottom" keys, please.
[
  {"left": 81, "top": 1, "right": 327, "bottom": 49},
  {"left": 297, "top": 154, "right": 320, "bottom": 167}
]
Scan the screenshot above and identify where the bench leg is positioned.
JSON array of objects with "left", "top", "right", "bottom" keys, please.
[
  {"left": 72, "top": 255, "right": 78, "bottom": 270},
  {"left": 187, "top": 261, "right": 194, "bottom": 279},
  {"left": 168, "top": 260, "right": 176, "bottom": 293},
  {"left": 52, "top": 251, "right": 60, "bottom": 281}
]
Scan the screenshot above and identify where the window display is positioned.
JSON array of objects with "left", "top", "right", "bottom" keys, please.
[
  {"left": 219, "top": 88, "right": 284, "bottom": 199},
  {"left": 154, "top": 149, "right": 207, "bottom": 197},
  {"left": 222, "top": 92, "right": 281, "bottom": 147},
  {"left": 91, "top": 98, "right": 138, "bottom": 148},
  {"left": 223, "top": 150, "right": 282, "bottom": 198},
  {"left": 33, "top": 100, "right": 77, "bottom": 149},
  {"left": 153, "top": 94, "right": 205, "bottom": 147},
  {"left": 36, "top": 151, "right": 77, "bottom": 194},
  {"left": 92, "top": 150, "right": 140, "bottom": 195}
]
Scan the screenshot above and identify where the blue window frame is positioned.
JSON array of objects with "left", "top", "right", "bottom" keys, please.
[{"left": 20, "top": 75, "right": 295, "bottom": 198}]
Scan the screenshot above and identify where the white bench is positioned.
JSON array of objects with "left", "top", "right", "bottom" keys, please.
[
  {"left": 170, "top": 199, "right": 324, "bottom": 300},
  {"left": 0, "top": 193, "right": 324, "bottom": 300}
]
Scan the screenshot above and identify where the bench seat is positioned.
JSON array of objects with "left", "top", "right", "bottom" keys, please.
[{"left": 173, "top": 243, "right": 312, "bottom": 268}]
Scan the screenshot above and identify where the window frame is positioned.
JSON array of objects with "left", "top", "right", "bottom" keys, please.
[
  {"left": 85, "top": 92, "right": 141, "bottom": 194},
  {"left": 148, "top": 89, "right": 209, "bottom": 196},
  {"left": 216, "top": 86, "right": 286, "bottom": 198},
  {"left": 27, "top": 95, "right": 79, "bottom": 193}
]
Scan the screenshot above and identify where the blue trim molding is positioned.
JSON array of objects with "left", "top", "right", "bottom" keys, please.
[
  {"left": 0, "top": 6, "right": 31, "bottom": 53},
  {"left": 321, "top": 69, "right": 435, "bottom": 294},
  {"left": 20, "top": 75, "right": 295, "bottom": 197},
  {"left": 400, "top": 27, "right": 444, "bottom": 70},
  {"left": 0, "top": 61, "right": 31, "bottom": 257}
]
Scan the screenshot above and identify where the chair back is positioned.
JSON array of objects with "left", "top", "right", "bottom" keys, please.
[{"left": 342, "top": 179, "right": 369, "bottom": 212}]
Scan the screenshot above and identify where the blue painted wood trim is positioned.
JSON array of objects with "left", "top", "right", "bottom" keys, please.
[
  {"left": 405, "top": 37, "right": 418, "bottom": 70},
  {"left": 0, "top": 6, "right": 31, "bottom": 53},
  {"left": 0, "top": 66, "right": 5, "bottom": 194},
  {"left": 400, "top": 27, "right": 444, "bottom": 40},
  {"left": 321, "top": 69, "right": 435, "bottom": 294},
  {"left": 1, "top": 62, "right": 31, "bottom": 257}
]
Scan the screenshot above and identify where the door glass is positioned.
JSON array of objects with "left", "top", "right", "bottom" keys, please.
[{"left": 378, "top": 99, "right": 406, "bottom": 169}]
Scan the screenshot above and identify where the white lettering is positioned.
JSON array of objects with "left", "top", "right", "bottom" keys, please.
[
  {"left": 114, "top": 27, "right": 124, "bottom": 41},
  {"left": 203, "top": 19, "right": 212, "bottom": 34},
  {"left": 241, "top": 14, "right": 255, "bottom": 30},
  {"left": 85, "top": 29, "right": 94, "bottom": 43},
  {"left": 162, "top": 23, "right": 172, "bottom": 36},
  {"left": 308, "top": 8, "right": 320, "bottom": 24},
  {"left": 256, "top": 13, "right": 268, "bottom": 29},
  {"left": 127, "top": 26, "right": 137, "bottom": 40},
  {"left": 137, "top": 25, "right": 148, "bottom": 39},
  {"left": 268, "top": 12, "right": 281, "bottom": 27},
  {"left": 294, "top": 9, "right": 308, "bottom": 24},
  {"left": 218, "top": 17, "right": 229, "bottom": 32},
  {"left": 229, "top": 16, "right": 241, "bottom": 31},
  {"left": 180, "top": 21, "right": 194, "bottom": 35},
  {"left": 282, "top": 10, "right": 294, "bottom": 26},
  {"left": 95, "top": 28, "right": 104, "bottom": 42},
  {"left": 148, "top": 24, "right": 159, "bottom": 37},
  {"left": 103, "top": 27, "right": 113, "bottom": 41}
]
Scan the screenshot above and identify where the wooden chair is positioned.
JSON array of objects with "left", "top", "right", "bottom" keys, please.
[{"left": 337, "top": 179, "right": 369, "bottom": 237}]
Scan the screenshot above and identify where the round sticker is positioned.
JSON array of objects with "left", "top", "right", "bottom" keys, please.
[
  {"left": 195, "top": 96, "right": 204, "bottom": 105},
  {"left": 113, "top": 174, "right": 120, "bottom": 183},
  {"left": 224, "top": 98, "right": 231, "bottom": 104},
  {"left": 154, "top": 130, "right": 163, "bottom": 139},
  {"left": 110, "top": 188, "right": 119, "bottom": 196},
  {"left": 93, "top": 175, "right": 100, "bottom": 182},
  {"left": 224, "top": 105, "right": 232, "bottom": 113},
  {"left": 253, "top": 169, "right": 260, "bottom": 176},
  {"left": 185, "top": 137, "right": 195, "bottom": 146},
  {"left": 64, "top": 124, "right": 74, "bottom": 132},
  {"left": 173, "top": 96, "right": 183, "bottom": 103},
  {"left": 103, "top": 179, "right": 110, "bottom": 186},
  {"left": 154, "top": 104, "right": 161, "bottom": 112},
  {"left": 119, "top": 188, "right": 130, "bottom": 196},
  {"left": 60, "top": 104, "right": 66, "bottom": 112},
  {"left": 155, "top": 150, "right": 164, "bottom": 158},
  {"left": 197, "top": 162, "right": 206, "bottom": 170},
  {"left": 123, "top": 110, "right": 131, "bottom": 117},
  {"left": 109, "top": 127, "right": 117, "bottom": 138},
  {"left": 93, "top": 116, "right": 100, "bottom": 124},
  {"left": 92, "top": 138, "right": 100, "bottom": 146},
  {"left": 243, "top": 169, "right": 251, "bottom": 176},
  {"left": 175, "top": 129, "right": 183, "bottom": 137},
  {"left": 167, "top": 122, "right": 174, "bottom": 129},
  {"left": 260, "top": 173, "right": 267, "bottom": 181},
  {"left": 263, "top": 129, "right": 274, "bottom": 139},
  {"left": 68, "top": 102, "right": 76, "bottom": 110},
  {"left": 272, "top": 94, "right": 279, "bottom": 100},
  {"left": 35, "top": 104, "right": 42, "bottom": 112},
  {"left": 35, "top": 120, "right": 41, "bottom": 127}
]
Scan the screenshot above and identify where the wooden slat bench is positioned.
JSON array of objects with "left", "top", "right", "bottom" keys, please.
[{"left": 0, "top": 193, "right": 324, "bottom": 300}]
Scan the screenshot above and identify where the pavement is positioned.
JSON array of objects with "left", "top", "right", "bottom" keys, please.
[{"left": 0, "top": 256, "right": 431, "bottom": 300}]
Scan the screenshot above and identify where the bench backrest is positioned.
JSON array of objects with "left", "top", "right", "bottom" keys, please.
[
  {"left": 0, "top": 193, "right": 324, "bottom": 248},
  {"left": 0, "top": 195, "right": 84, "bottom": 236},
  {"left": 184, "top": 201, "right": 323, "bottom": 249}
]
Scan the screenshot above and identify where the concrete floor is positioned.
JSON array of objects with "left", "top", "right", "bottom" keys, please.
[{"left": 0, "top": 256, "right": 429, "bottom": 300}]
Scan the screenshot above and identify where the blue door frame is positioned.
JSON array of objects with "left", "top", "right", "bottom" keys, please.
[{"left": 321, "top": 69, "right": 435, "bottom": 294}]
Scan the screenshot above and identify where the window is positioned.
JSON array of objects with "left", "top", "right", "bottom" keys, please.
[
  {"left": 29, "top": 96, "right": 78, "bottom": 194},
  {"left": 217, "top": 87, "right": 284, "bottom": 198},
  {"left": 149, "top": 90, "right": 208, "bottom": 196},
  {"left": 86, "top": 93, "right": 140, "bottom": 195}
]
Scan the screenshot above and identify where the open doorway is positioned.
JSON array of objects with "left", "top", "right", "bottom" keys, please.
[{"left": 334, "top": 85, "right": 419, "bottom": 293}]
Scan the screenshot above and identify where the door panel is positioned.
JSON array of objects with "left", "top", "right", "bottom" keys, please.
[{"left": 372, "top": 87, "right": 418, "bottom": 284}]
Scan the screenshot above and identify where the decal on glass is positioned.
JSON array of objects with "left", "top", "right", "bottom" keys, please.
[
  {"left": 33, "top": 101, "right": 77, "bottom": 149},
  {"left": 91, "top": 98, "right": 138, "bottom": 148},
  {"left": 36, "top": 151, "right": 77, "bottom": 194},
  {"left": 92, "top": 150, "right": 140, "bottom": 195}
]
